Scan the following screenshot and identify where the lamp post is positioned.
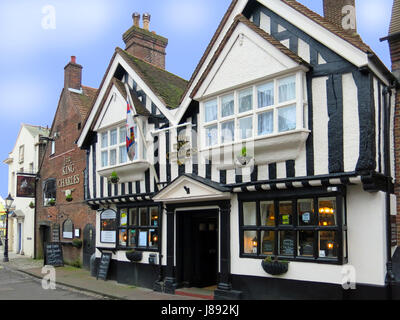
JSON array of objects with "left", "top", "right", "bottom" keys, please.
[{"left": 3, "top": 194, "right": 14, "bottom": 262}]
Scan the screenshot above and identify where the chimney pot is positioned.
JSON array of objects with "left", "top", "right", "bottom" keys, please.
[
  {"left": 133, "top": 12, "right": 140, "bottom": 27},
  {"left": 143, "top": 13, "right": 151, "bottom": 31},
  {"left": 71, "top": 56, "right": 76, "bottom": 64}
]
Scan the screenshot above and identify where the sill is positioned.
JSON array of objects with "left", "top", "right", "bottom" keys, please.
[
  {"left": 200, "top": 129, "right": 310, "bottom": 170},
  {"left": 98, "top": 160, "right": 150, "bottom": 183}
]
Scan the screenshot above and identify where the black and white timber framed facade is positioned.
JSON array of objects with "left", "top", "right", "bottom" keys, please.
[{"left": 77, "top": 0, "right": 400, "bottom": 299}]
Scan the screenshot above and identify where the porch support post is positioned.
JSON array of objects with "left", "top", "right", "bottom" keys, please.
[
  {"left": 215, "top": 201, "right": 241, "bottom": 300},
  {"left": 163, "top": 206, "right": 177, "bottom": 294}
]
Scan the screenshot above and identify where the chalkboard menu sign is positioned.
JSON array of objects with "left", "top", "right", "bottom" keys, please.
[
  {"left": 97, "top": 252, "right": 112, "bottom": 281},
  {"left": 44, "top": 242, "right": 64, "bottom": 267},
  {"left": 281, "top": 239, "right": 294, "bottom": 255}
]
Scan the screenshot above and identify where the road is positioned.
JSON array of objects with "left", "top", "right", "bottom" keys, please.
[{"left": 0, "top": 266, "right": 99, "bottom": 300}]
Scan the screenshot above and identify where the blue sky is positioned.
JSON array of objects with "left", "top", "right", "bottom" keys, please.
[{"left": 0, "top": 0, "right": 394, "bottom": 198}]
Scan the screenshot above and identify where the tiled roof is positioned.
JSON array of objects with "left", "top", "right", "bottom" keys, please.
[
  {"left": 116, "top": 47, "right": 188, "bottom": 109},
  {"left": 281, "top": 0, "right": 374, "bottom": 54},
  {"left": 69, "top": 86, "right": 98, "bottom": 121},
  {"left": 191, "top": 14, "right": 309, "bottom": 99},
  {"left": 390, "top": 0, "right": 400, "bottom": 35},
  {"left": 112, "top": 78, "right": 151, "bottom": 116},
  {"left": 24, "top": 124, "right": 50, "bottom": 137}
]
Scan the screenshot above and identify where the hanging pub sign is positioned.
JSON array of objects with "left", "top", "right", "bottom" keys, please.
[{"left": 16, "top": 174, "right": 36, "bottom": 198}]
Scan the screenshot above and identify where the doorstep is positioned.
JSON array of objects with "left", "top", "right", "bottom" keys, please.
[{"left": 175, "top": 286, "right": 216, "bottom": 300}]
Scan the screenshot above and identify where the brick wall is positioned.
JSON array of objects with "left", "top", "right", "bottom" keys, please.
[
  {"left": 64, "top": 59, "right": 82, "bottom": 90},
  {"left": 323, "top": 0, "right": 356, "bottom": 33},
  {"left": 35, "top": 89, "right": 96, "bottom": 264},
  {"left": 123, "top": 17, "right": 168, "bottom": 69}
]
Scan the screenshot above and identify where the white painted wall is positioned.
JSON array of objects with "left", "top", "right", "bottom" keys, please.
[{"left": 5, "top": 125, "right": 47, "bottom": 258}]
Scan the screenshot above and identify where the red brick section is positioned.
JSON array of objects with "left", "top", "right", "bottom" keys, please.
[
  {"left": 391, "top": 34, "right": 400, "bottom": 245},
  {"left": 64, "top": 56, "right": 83, "bottom": 90},
  {"left": 35, "top": 58, "right": 97, "bottom": 265}
]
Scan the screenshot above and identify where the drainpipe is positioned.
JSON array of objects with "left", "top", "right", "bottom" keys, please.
[{"left": 383, "top": 85, "right": 395, "bottom": 292}]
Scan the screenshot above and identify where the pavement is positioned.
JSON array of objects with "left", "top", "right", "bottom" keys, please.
[{"left": 0, "top": 248, "right": 200, "bottom": 300}]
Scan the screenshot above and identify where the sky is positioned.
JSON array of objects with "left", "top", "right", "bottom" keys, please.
[{"left": 0, "top": 0, "right": 395, "bottom": 198}]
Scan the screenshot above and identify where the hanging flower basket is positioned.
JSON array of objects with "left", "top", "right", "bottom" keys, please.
[
  {"left": 66, "top": 195, "right": 73, "bottom": 202},
  {"left": 110, "top": 171, "right": 119, "bottom": 184},
  {"left": 125, "top": 250, "right": 142, "bottom": 262},
  {"left": 261, "top": 257, "right": 289, "bottom": 276},
  {"left": 29, "top": 202, "right": 35, "bottom": 209},
  {"left": 48, "top": 199, "right": 56, "bottom": 206}
]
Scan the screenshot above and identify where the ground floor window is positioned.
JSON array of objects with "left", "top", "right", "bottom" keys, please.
[
  {"left": 239, "top": 188, "right": 347, "bottom": 264},
  {"left": 117, "top": 204, "right": 160, "bottom": 251}
]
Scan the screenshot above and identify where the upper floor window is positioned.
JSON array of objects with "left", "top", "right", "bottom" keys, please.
[
  {"left": 19, "top": 145, "right": 24, "bottom": 163},
  {"left": 100, "top": 126, "right": 134, "bottom": 168},
  {"left": 43, "top": 179, "right": 56, "bottom": 206},
  {"left": 201, "top": 74, "right": 301, "bottom": 148},
  {"left": 50, "top": 140, "right": 55, "bottom": 156}
]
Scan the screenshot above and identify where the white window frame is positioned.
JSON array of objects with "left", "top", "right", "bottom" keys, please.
[
  {"left": 98, "top": 121, "right": 144, "bottom": 170},
  {"left": 199, "top": 71, "right": 306, "bottom": 150}
]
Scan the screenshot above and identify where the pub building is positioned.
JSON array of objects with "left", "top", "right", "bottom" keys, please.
[
  {"left": 77, "top": 0, "right": 400, "bottom": 299},
  {"left": 35, "top": 56, "right": 98, "bottom": 268}
]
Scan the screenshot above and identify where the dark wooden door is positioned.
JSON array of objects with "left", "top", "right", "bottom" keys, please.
[
  {"left": 83, "top": 224, "right": 96, "bottom": 270},
  {"left": 178, "top": 211, "right": 218, "bottom": 288}
]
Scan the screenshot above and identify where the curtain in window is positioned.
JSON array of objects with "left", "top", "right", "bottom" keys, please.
[
  {"left": 239, "top": 89, "right": 253, "bottom": 113},
  {"left": 278, "top": 105, "right": 296, "bottom": 132},
  {"left": 258, "top": 83, "right": 274, "bottom": 108},
  {"left": 278, "top": 76, "right": 296, "bottom": 102},
  {"left": 221, "top": 95, "right": 234, "bottom": 118},
  {"left": 110, "top": 129, "right": 118, "bottom": 146},
  {"left": 206, "top": 125, "right": 218, "bottom": 146},
  {"left": 205, "top": 100, "right": 217, "bottom": 122},
  {"left": 101, "top": 151, "right": 108, "bottom": 167},
  {"left": 101, "top": 132, "right": 108, "bottom": 148},
  {"left": 258, "top": 111, "right": 273, "bottom": 135},
  {"left": 221, "top": 121, "right": 235, "bottom": 143},
  {"left": 239, "top": 116, "right": 253, "bottom": 139}
]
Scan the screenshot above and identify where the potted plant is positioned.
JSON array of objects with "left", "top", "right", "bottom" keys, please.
[
  {"left": 261, "top": 256, "right": 289, "bottom": 276},
  {"left": 72, "top": 239, "right": 82, "bottom": 249},
  {"left": 236, "top": 147, "right": 253, "bottom": 166},
  {"left": 125, "top": 249, "right": 143, "bottom": 262},
  {"left": 110, "top": 171, "right": 119, "bottom": 184},
  {"left": 29, "top": 201, "right": 35, "bottom": 209},
  {"left": 48, "top": 199, "right": 56, "bottom": 206},
  {"left": 66, "top": 194, "right": 73, "bottom": 202}
]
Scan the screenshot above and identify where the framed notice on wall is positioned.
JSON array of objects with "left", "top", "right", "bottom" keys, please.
[{"left": 100, "top": 209, "right": 117, "bottom": 243}]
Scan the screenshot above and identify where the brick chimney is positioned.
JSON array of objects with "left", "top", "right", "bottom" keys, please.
[
  {"left": 323, "top": 0, "right": 357, "bottom": 34},
  {"left": 123, "top": 12, "right": 168, "bottom": 69},
  {"left": 64, "top": 56, "right": 82, "bottom": 90}
]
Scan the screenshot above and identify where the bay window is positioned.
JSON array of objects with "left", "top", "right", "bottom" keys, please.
[
  {"left": 100, "top": 125, "right": 134, "bottom": 168},
  {"left": 239, "top": 189, "right": 347, "bottom": 264},
  {"left": 201, "top": 73, "right": 304, "bottom": 149}
]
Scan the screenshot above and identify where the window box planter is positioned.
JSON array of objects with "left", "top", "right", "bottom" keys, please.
[
  {"left": 48, "top": 199, "right": 56, "bottom": 206},
  {"left": 261, "top": 257, "right": 289, "bottom": 276},
  {"left": 125, "top": 250, "right": 143, "bottom": 262},
  {"left": 98, "top": 161, "right": 150, "bottom": 183}
]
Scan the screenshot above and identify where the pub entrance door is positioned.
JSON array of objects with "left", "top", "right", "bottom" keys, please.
[
  {"left": 83, "top": 224, "right": 96, "bottom": 270},
  {"left": 176, "top": 210, "right": 218, "bottom": 289}
]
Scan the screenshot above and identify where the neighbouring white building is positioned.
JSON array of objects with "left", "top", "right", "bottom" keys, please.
[{"left": 3, "top": 124, "right": 49, "bottom": 257}]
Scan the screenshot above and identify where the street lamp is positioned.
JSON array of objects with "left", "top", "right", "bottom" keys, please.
[{"left": 3, "top": 194, "right": 14, "bottom": 262}]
